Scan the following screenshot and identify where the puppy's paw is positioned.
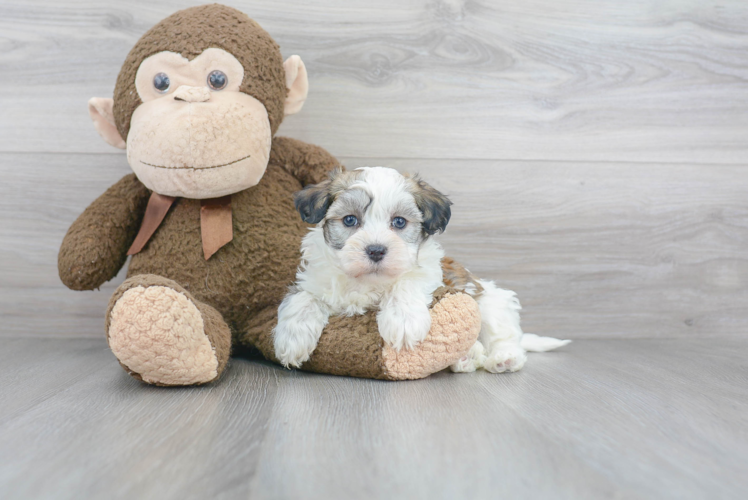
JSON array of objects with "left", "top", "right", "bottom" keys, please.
[
  {"left": 377, "top": 302, "right": 432, "bottom": 350},
  {"left": 483, "top": 345, "right": 527, "bottom": 373},
  {"left": 450, "top": 341, "right": 486, "bottom": 373},
  {"left": 273, "top": 316, "right": 326, "bottom": 369}
]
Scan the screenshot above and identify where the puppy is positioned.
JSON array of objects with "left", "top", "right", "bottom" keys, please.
[{"left": 273, "top": 167, "right": 569, "bottom": 372}]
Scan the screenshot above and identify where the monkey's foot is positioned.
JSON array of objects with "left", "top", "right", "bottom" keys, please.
[
  {"left": 106, "top": 275, "right": 231, "bottom": 386},
  {"left": 381, "top": 292, "right": 482, "bottom": 380}
]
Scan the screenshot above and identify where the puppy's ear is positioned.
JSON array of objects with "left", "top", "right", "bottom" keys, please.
[
  {"left": 411, "top": 176, "right": 452, "bottom": 235},
  {"left": 293, "top": 168, "right": 341, "bottom": 224}
]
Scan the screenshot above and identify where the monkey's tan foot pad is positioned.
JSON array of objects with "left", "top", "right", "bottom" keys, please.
[
  {"left": 382, "top": 292, "right": 482, "bottom": 380},
  {"left": 106, "top": 275, "right": 231, "bottom": 386}
]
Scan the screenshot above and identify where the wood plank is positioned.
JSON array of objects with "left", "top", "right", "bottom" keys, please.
[
  {"left": 378, "top": 157, "right": 748, "bottom": 339},
  {"left": 2, "top": 152, "right": 746, "bottom": 339},
  {"left": 1, "top": 0, "right": 748, "bottom": 162},
  {"left": 0, "top": 337, "right": 745, "bottom": 499},
  {"left": 0, "top": 338, "right": 113, "bottom": 423},
  {"left": 251, "top": 338, "right": 748, "bottom": 500},
  {"left": 0, "top": 152, "right": 131, "bottom": 337},
  {"left": 0, "top": 338, "right": 280, "bottom": 500}
]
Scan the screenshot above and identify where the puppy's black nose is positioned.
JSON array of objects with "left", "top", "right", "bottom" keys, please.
[{"left": 366, "top": 244, "right": 387, "bottom": 262}]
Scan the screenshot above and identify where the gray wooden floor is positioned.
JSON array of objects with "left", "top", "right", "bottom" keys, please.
[{"left": 0, "top": 337, "right": 745, "bottom": 500}]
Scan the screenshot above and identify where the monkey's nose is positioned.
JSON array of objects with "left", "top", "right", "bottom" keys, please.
[
  {"left": 173, "top": 85, "right": 211, "bottom": 103},
  {"left": 365, "top": 245, "right": 387, "bottom": 263}
]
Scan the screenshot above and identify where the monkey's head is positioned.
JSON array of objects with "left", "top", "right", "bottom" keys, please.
[{"left": 88, "top": 4, "right": 308, "bottom": 199}]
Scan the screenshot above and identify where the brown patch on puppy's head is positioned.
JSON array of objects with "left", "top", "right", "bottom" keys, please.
[
  {"left": 293, "top": 168, "right": 365, "bottom": 224},
  {"left": 113, "top": 4, "right": 288, "bottom": 140},
  {"left": 407, "top": 175, "right": 452, "bottom": 235}
]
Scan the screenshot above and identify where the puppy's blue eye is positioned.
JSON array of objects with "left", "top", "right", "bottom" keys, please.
[
  {"left": 153, "top": 73, "right": 170, "bottom": 93},
  {"left": 343, "top": 215, "right": 358, "bottom": 227},
  {"left": 392, "top": 217, "right": 407, "bottom": 229}
]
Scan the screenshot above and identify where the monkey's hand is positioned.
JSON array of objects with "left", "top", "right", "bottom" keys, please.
[
  {"left": 58, "top": 174, "right": 150, "bottom": 291},
  {"left": 269, "top": 136, "right": 341, "bottom": 187}
]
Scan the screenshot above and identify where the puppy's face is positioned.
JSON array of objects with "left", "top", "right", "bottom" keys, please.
[{"left": 295, "top": 167, "right": 452, "bottom": 280}]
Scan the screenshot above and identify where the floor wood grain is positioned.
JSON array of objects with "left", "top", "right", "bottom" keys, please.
[
  {"left": 0, "top": 337, "right": 745, "bottom": 499},
  {"left": 3, "top": 152, "right": 746, "bottom": 339},
  {"left": 1, "top": 0, "right": 748, "bottom": 162}
]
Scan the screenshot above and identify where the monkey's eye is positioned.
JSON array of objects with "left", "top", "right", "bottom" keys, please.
[
  {"left": 392, "top": 217, "right": 407, "bottom": 229},
  {"left": 208, "top": 70, "right": 228, "bottom": 90},
  {"left": 153, "top": 73, "right": 170, "bottom": 93},
  {"left": 342, "top": 215, "right": 358, "bottom": 227}
]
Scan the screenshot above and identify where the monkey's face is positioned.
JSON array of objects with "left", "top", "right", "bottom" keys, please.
[
  {"left": 124, "top": 48, "right": 271, "bottom": 199},
  {"left": 89, "top": 5, "right": 308, "bottom": 199}
]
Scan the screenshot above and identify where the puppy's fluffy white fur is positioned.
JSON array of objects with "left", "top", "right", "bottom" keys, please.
[{"left": 274, "top": 166, "right": 569, "bottom": 371}]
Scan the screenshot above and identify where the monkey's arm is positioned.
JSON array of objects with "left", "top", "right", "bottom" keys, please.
[
  {"left": 239, "top": 287, "right": 482, "bottom": 380},
  {"left": 58, "top": 174, "right": 150, "bottom": 291},
  {"left": 269, "top": 136, "right": 340, "bottom": 187}
]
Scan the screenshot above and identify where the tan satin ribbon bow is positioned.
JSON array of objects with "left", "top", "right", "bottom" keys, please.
[{"left": 127, "top": 192, "right": 233, "bottom": 260}]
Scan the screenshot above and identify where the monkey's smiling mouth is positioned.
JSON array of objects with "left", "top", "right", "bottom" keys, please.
[{"left": 139, "top": 154, "right": 251, "bottom": 171}]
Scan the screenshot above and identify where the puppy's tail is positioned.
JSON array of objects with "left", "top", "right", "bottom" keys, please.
[{"left": 520, "top": 333, "right": 571, "bottom": 352}]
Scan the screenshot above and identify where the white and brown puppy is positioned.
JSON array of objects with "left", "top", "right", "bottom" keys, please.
[{"left": 273, "top": 167, "right": 569, "bottom": 371}]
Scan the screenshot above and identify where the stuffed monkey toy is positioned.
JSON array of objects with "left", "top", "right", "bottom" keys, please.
[{"left": 58, "top": 4, "right": 481, "bottom": 386}]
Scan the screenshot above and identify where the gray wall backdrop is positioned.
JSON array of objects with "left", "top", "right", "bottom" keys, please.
[{"left": 1, "top": 0, "right": 746, "bottom": 339}]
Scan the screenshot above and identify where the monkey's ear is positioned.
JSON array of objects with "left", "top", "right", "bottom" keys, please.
[
  {"left": 411, "top": 176, "right": 453, "bottom": 235},
  {"left": 283, "top": 55, "right": 308, "bottom": 116},
  {"left": 88, "top": 98, "right": 126, "bottom": 149}
]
